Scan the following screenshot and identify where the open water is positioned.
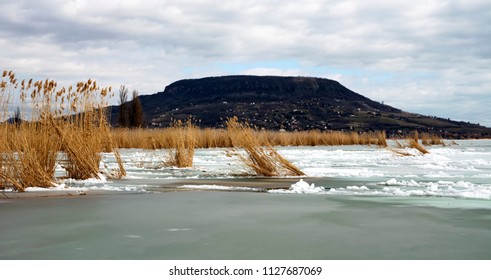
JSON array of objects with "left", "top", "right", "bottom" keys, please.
[{"left": 1, "top": 140, "right": 490, "bottom": 259}]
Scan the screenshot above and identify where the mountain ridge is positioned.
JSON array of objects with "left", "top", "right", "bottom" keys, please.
[{"left": 110, "top": 75, "right": 491, "bottom": 138}]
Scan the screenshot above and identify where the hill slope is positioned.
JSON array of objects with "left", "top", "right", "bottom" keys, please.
[{"left": 110, "top": 75, "right": 491, "bottom": 138}]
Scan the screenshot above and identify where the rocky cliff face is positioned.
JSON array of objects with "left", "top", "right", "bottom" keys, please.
[{"left": 110, "top": 75, "right": 491, "bottom": 138}]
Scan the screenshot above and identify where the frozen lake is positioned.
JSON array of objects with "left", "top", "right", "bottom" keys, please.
[
  {"left": 22, "top": 139, "right": 491, "bottom": 199},
  {"left": 1, "top": 140, "right": 491, "bottom": 259}
]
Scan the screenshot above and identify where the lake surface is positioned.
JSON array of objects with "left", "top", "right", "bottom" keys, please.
[
  {"left": 1, "top": 140, "right": 491, "bottom": 259},
  {"left": 1, "top": 191, "right": 491, "bottom": 260}
]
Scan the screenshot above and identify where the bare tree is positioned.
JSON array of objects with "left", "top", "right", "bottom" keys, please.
[
  {"left": 118, "top": 85, "right": 129, "bottom": 127},
  {"left": 12, "top": 106, "right": 22, "bottom": 125},
  {"left": 130, "top": 90, "right": 145, "bottom": 128}
]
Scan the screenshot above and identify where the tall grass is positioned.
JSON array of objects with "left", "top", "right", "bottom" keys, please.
[
  {"left": 226, "top": 117, "right": 305, "bottom": 177},
  {"left": 1, "top": 71, "right": 61, "bottom": 190},
  {"left": 1, "top": 71, "right": 124, "bottom": 191},
  {"left": 408, "top": 131, "right": 429, "bottom": 154},
  {"left": 109, "top": 127, "right": 387, "bottom": 149},
  {"left": 50, "top": 80, "right": 120, "bottom": 180},
  {"left": 421, "top": 133, "right": 445, "bottom": 146},
  {"left": 376, "top": 131, "right": 388, "bottom": 147},
  {"left": 3, "top": 124, "right": 61, "bottom": 191},
  {"left": 196, "top": 128, "right": 232, "bottom": 148},
  {"left": 163, "top": 119, "right": 196, "bottom": 168},
  {"left": 387, "top": 131, "right": 430, "bottom": 156},
  {"left": 56, "top": 82, "right": 126, "bottom": 179}
]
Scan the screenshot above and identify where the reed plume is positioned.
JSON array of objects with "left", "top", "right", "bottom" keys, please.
[
  {"left": 1, "top": 71, "right": 125, "bottom": 191},
  {"left": 1, "top": 72, "right": 61, "bottom": 190}
]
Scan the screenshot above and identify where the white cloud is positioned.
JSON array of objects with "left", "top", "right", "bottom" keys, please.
[
  {"left": 1, "top": 0, "right": 490, "bottom": 125},
  {"left": 240, "top": 68, "right": 304, "bottom": 77}
]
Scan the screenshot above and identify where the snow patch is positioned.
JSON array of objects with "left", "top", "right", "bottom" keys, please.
[
  {"left": 379, "top": 178, "right": 420, "bottom": 187},
  {"left": 62, "top": 175, "right": 109, "bottom": 185},
  {"left": 346, "top": 186, "right": 370, "bottom": 191},
  {"left": 167, "top": 228, "right": 191, "bottom": 232},
  {"left": 269, "top": 179, "right": 325, "bottom": 194},
  {"left": 177, "top": 185, "right": 261, "bottom": 191}
]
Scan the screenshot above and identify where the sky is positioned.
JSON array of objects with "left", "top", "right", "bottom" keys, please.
[{"left": 1, "top": 0, "right": 490, "bottom": 126}]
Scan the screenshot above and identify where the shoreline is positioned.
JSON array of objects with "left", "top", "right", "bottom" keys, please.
[
  {"left": 0, "top": 189, "right": 140, "bottom": 200},
  {"left": 0, "top": 177, "right": 313, "bottom": 200}
]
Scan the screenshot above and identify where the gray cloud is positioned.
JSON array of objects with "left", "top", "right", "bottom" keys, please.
[{"left": 1, "top": 0, "right": 490, "bottom": 125}]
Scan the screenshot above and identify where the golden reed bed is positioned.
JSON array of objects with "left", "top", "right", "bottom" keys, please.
[{"left": 110, "top": 126, "right": 388, "bottom": 149}]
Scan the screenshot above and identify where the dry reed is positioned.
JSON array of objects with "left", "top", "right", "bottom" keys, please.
[
  {"left": 163, "top": 119, "right": 196, "bottom": 168},
  {"left": 375, "top": 131, "right": 388, "bottom": 147},
  {"left": 1, "top": 70, "right": 125, "bottom": 191},
  {"left": 51, "top": 80, "right": 126, "bottom": 179},
  {"left": 408, "top": 131, "right": 429, "bottom": 154},
  {"left": 1, "top": 72, "right": 61, "bottom": 190},
  {"left": 387, "top": 148, "right": 416, "bottom": 157},
  {"left": 109, "top": 127, "right": 389, "bottom": 149},
  {"left": 387, "top": 131, "right": 429, "bottom": 156},
  {"left": 421, "top": 133, "right": 445, "bottom": 146},
  {"left": 226, "top": 117, "right": 305, "bottom": 177},
  {"left": 409, "top": 139, "right": 429, "bottom": 154}
]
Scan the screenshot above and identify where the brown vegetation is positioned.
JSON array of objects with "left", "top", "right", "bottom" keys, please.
[
  {"left": 408, "top": 139, "right": 430, "bottom": 154},
  {"left": 0, "top": 124, "right": 60, "bottom": 191},
  {"left": 163, "top": 119, "right": 196, "bottom": 168},
  {"left": 387, "top": 131, "right": 431, "bottom": 156},
  {"left": 226, "top": 117, "right": 305, "bottom": 177},
  {"left": 109, "top": 127, "right": 387, "bottom": 149},
  {"left": 117, "top": 85, "right": 145, "bottom": 128},
  {"left": 1, "top": 71, "right": 61, "bottom": 190},
  {"left": 421, "top": 132, "right": 445, "bottom": 146},
  {"left": 408, "top": 131, "right": 429, "bottom": 154},
  {"left": 1, "top": 70, "right": 125, "bottom": 191}
]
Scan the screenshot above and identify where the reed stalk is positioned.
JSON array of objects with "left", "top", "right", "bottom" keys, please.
[
  {"left": 0, "top": 71, "right": 61, "bottom": 191},
  {"left": 164, "top": 119, "right": 196, "bottom": 168},
  {"left": 376, "top": 131, "right": 388, "bottom": 147},
  {"left": 421, "top": 133, "right": 445, "bottom": 146},
  {"left": 109, "top": 127, "right": 394, "bottom": 149},
  {"left": 1, "top": 71, "right": 124, "bottom": 191},
  {"left": 408, "top": 139, "right": 429, "bottom": 154},
  {"left": 226, "top": 117, "right": 305, "bottom": 176},
  {"left": 408, "top": 131, "right": 429, "bottom": 154}
]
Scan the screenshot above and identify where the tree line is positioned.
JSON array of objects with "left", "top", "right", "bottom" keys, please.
[{"left": 118, "top": 85, "right": 145, "bottom": 128}]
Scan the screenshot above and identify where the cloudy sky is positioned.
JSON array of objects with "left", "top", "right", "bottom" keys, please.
[{"left": 1, "top": 0, "right": 490, "bottom": 126}]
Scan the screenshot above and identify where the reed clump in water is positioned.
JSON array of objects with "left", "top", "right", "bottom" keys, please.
[
  {"left": 387, "top": 131, "right": 430, "bottom": 157},
  {"left": 1, "top": 71, "right": 61, "bottom": 191},
  {"left": 421, "top": 133, "right": 445, "bottom": 146},
  {"left": 62, "top": 82, "right": 117, "bottom": 181},
  {"left": 375, "top": 131, "right": 388, "bottom": 147},
  {"left": 0, "top": 124, "right": 61, "bottom": 191},
  {"left": 50, "top": 80, "right": 119, "bottom": 180},
  {"left": 226, "top": 117, "right": 305, "bottom": 177},
  {"left": 408, "top": 131, "right": 429, "bottom": 154},
  {"left": 163, "top": 119, "right": 197, "bottom": 168},
  {"left": 0, "top": 70, "right": 125, "bottom": 191}
]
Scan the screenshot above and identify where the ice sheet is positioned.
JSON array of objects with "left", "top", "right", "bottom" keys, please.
[{"left": 8, "top": 140, "right": 491, "bottom": 201}]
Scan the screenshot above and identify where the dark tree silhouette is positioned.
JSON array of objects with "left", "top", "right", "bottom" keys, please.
[
  {"left": 11, "top": 106, "right": 22, "bottom": 126},
  {"left": 130, "top": 90, "right": 145, "bottom": 128},
  {"left": 118, "top": 85, "right": 130, "bottom": 128}
]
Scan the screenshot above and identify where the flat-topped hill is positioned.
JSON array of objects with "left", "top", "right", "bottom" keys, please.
[{"left": 110, "top": 75, "right": 491, "bottom": 138}]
